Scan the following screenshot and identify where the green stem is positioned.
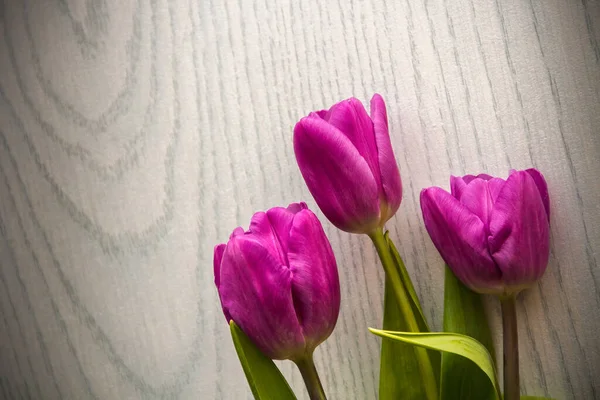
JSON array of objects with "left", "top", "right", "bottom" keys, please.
[
  {"left": 369, "top": 228, "right": 438, "bottom": 400},
  {"left": 294, "top": 352, "right": 327, "bottom": 400},
  {"left": 501, "top": 295, "right": 519, "bottom": 400}
]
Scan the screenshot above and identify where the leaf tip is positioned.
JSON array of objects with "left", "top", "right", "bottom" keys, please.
[{"left": 368, "top": 327, "right": 383, "bottom": 336}]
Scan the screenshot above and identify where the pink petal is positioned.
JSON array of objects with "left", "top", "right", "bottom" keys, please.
[
  {"left": 323, "top": 98, "right": 381, "bottom": 189},
  {"left": 420, "top": 187, "right": 503, "bottom": 293},
  {"left": 265, "top": 206, "right": 296, "bottom": 258},
  {"left": 370, "top": 94, "right": 402, "bottom": 221},
  {"left": 487, "top": 178, "right": 506, "bottom": 203},
  {"left": 293, "top": 116, "right": 380, "bottom": 233},
  {"left": 248, "top": 212, "right": 287, "bottom": 266},
  {"left": 525, "top": 168, "right": 550, "bottom": 221},
  {"left": 287, "top": 209, "right": 340, "bottom": 350},
  {"left": 286, "top": 202, "right": 308, "bottom": 214},
  {"left": 314, "top": 110, "right": 328, "bottom": 119},
  {"left": 458, "top": 178, "right": 495, "bottom": 231},
  {"left": 229, "top": 227, "right": 245, "bottom": 239},
  {"left": 213, "top": 243, "right": 230, "bottom": 321},
  {"left": 461, "top": 174, "right": 479, "bottom": 185},
  {"left": 451, "top": 173, "right": 496, "bottom": 200},
  {"left": 488, "top": 171, "right": 550, "bottom": 288},
  {"left": 219, "top": 236, "right": 305, "bottom": 360},
  {"left": 450, "top": 175, "right": 469, "bottom": 200},
  {"left": 476, "top": 173, "right": 493, "bottom": 181},
  {"left": 213, "top": 244, "right": 226, "bottom": 289}
]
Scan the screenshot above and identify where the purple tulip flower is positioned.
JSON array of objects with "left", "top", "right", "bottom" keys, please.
[
  {"left": 214, "top": 202, "right": 340, "bottom": 360},
  {"left": 420, "top": 169, "right": 550, "bottom": 295},
  {"left": 293, "top": 94, "right": 402, "bottom": 234}
]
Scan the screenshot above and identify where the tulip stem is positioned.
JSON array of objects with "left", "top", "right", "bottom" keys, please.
[
  {"left": 369, "top": 229, "right": 438, "bottom": 400},
  {"left": 294, "top": 352, "right": 327, "bottom": 400},
  {"left": 501, "top": 295, "right": 520, "bottom": 400}
]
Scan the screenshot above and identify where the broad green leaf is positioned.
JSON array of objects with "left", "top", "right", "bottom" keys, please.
[
  {"left": 378, "top": 234, "right": 440, "bottom": 399},
  {"left": 442, "top": 266, "right": 496, "bottom": 400},
  {"left": 521, "top": 396, "right": 555, "bottom": 399},
  {"left": 370, "top": 330, "right": 501, "bottom": 400},
  {"left": 230, "top": 321, "right": 297, "bottom": 400},
  {"left": 385, "top": 232, "right": 429, "bottom": 330},
  {"left": 379, "top": 277, "right": 430, "bottom": 399}
]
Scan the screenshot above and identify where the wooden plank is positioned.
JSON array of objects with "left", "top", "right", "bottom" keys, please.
[{"left": 0, "top": 0, "right": 598, "bottom": 398}]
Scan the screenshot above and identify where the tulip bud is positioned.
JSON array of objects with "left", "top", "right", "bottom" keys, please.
[
  {"left": 420, "top": 169, "right": 550, "bottom": 295},
  {"left": 293, "top": 94, "right": 402, "bottom": 234},
  {"left": 214, "top": 202, "right": 340, "bottom": 360}
]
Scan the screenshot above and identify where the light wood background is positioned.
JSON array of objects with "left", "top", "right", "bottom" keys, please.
[{"left": 0, "top": 0, "right": 599, "bottom": 399}]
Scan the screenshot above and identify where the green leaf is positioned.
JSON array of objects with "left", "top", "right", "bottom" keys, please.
[
  {"left": 378, "top": 277, "right": 428, "bottom": 399},
  {"left": 385, "top": 233, "right": 429, "bottom": 331},
  {"left": 521, "top": 397, "right": 555, "bottom": 400},
  {"left": 441, "top": 266, "right": 496, "bottom": 400},
  {"left": 230, "top": 321, "right": 297, "bottom": 400},
  {"left": 378, "top": 234, "right": 440, "bottom": 400},
  {"left": 370, "top": 330, "right": 502, "bottom": 400}
]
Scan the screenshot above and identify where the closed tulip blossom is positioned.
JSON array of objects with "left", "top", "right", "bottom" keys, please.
[
  {"left": 420, "top": 169, "right": 550, "bottom": 296},
  {"left": 214, "top": 202, "right": 339, "bottom": 399},
  {"left": 293, "top": 94, "right": 402, "bottom": 234},
  {"left": 294, "top": 95, "right": 442, "bottom": 397},
  {"left": 421, "top": 169, "right": 550, "bottom": 400}
]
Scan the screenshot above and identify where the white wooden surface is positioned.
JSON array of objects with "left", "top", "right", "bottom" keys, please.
[{"left": 0, "top": 0, "right": 599, "bottom": 399}]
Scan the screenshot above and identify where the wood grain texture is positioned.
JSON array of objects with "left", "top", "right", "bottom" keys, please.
[{"left": 0, "top": 0, "right": 598, "bottom": 399}]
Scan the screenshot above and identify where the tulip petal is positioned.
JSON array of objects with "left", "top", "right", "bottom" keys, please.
[
  {"left": 461, "top": 175, "right": 478, "bottom": 184},
  {"left": 476, "top": 173, "right": 493, "bottom": 181},
  {"left": 248, "top": 212, "right": 288, "bottom": 266},
  {"left": 461, "top": 174, "right": 493, "bottom": 184},
  {"left": 286, "top": 201, "right": 308, "bottom": 214},
  {"left": 451, "top": 174, "right": 496, "bottom": 200},
  {"left": 488, "top": 171, "right": 550, "bottom": 288},
  {"left": 420, "top": 188, "right": 503, "bottom": 293},
  {"left": 213, "top": 243, "right": 231, "bottom": 321},
  {"left": 370, "top": 94, "right": 402, "bottom": 219},
  {"left": 230, "top": 227, "right": 245, "bottom": 239},
  {"left": 450, "top": 176, "right": 469, "bottom": 200},
  {"left": 213, "top": 244, "right": 226, "bottom": 289},
  {"left": 219, "top": 236, "right": 305, "bottom": 360},
  {"left": 265, "top": 207, "right": 296, "bottom": 258},
  {"left": 287, "top": 209, "right": 340, "bottom": 350},
  {"left": 458, "top": 178, "right": 495, "bottom": 231},
  {"left": 294, "top": 116, "right": 380, "bottom": 233},
  {"left": 487, "top": 178, "right": 505, "bottom": 203},
  {"left": 323, "top": 98, "right": 382, "bottom": 188},
  {"left": 525, "top": 168, "right": 550, "bottom": 220},
  {"left": 315, "top": 110, "right": 328, "bottom": 119}
]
